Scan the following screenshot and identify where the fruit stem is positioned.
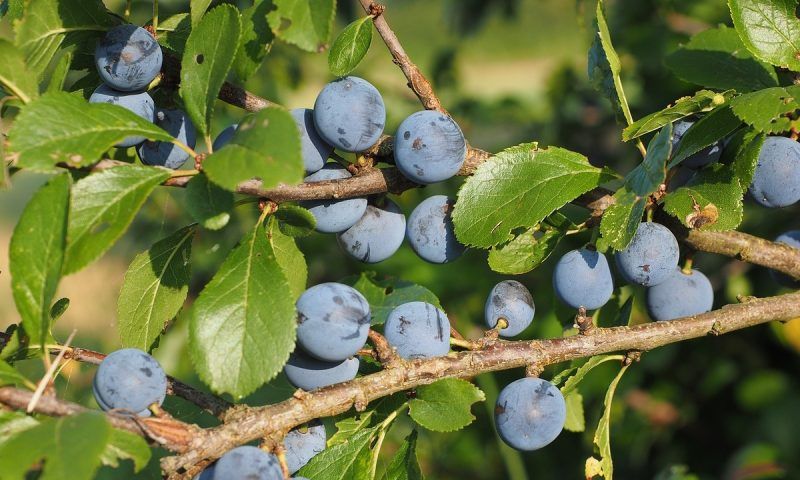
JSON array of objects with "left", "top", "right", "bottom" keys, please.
[
  {"left": 152, "top": 0, "right": 158, "bottom": 33},
  {"left": 682, "top": 255, "right": 694, "bottom": 275},
  {"left": 124, "top": 0, "right": 132, "bottom": 20},
  {"left": 171, "top": 139, "right": 199, "bottom": 160},
  {"left": 450, "top": 337, "right": 478, "bottom": 350},
  {"left": 169, "top": 169, "right": 199, "bottom": 178}
]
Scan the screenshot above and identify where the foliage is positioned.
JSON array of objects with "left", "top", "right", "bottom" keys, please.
[{"left": 0, "top": 0, "right": 799, "bottom": 479}]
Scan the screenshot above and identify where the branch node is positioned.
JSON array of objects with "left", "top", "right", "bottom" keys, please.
[
  {"left": 368, "top": 329, "right": 400, "bottom": 366},
  {"left": 367, "top": 2, "right": 385, "bottom": 16},
  {"left": 709, "top": 320, "right": 724, "bottom": 336},
  {"left": 525, "top": 364, "right": 544, "bottom": 377},
  {"left": 623, "top": 350, "right": 642, "bottom": 366},
  {"left": 574, "top": 307, "right": 595, "bottom": 335}
]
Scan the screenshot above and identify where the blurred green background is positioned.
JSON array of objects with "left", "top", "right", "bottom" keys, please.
[{"left": 1, "top": 0, "right": 799, "bottom": 479}]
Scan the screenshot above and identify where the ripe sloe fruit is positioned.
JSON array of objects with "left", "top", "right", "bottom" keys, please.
[
  {"left": 93, "top": 348, "right": 167, "bottom": 415},
  {"left": 394, "top": 110, "right": 466, "bottom": 184},
  {"left": 212, "top": 124, "right": 238, "bottom": 151},
  {"left": 137, "top": 109, "right": 197, "bottom": 169},
  {"left": 291, "top": 108, "right": 333, "bottom": 174},
  {"left": 672, "top": 120, "right": 722, "bottom": 169},
  {"left": 384, "top": 302, "right": 451, "bottom": 359},
  {"left": 406, "top": 195, "right": 465, "bottom": 264},
  {"left": 615, "top": 222, "right": 680, "bottom": 286},
  {"left": 301, "top": 164, "right": 368, "bottom": 233},
  {"left": 89, "top": 84, "right": 155, "bottom": 147},
  {"left": 284, "top": 420, "right": 327, "bottom": 474},
  {"left": 337, "top": 199, "right": 406, "bottom": 263},
  {"left": 296, "top": 283, "right": 371, "bottom": 362},
  {"left": 495, "top": 377, "right": 566, "bottom": 451},
  {"left": 283, "top": 350, "right": 359, "bottom": 391},
  {"left": 749, "top": 136, "right": 800, "bottom": 208},
  {"left": 95, "top": 25, "right": 162, "bottom": 92},
  {"left": 645, "top": 267, "right": 713, "bottom": 321},
  {"left": 313, "top": 76, "right": 385, "bottom": 152},
  {"left": 214, "top": 446, "right": 282, "bottom": 480},
  {"left": 770, "top": 231, "right": 800, "bottom": 288},
  {"left": 484, "top": 280, "right": 534, "bottom": 337},
  {"left": 553, "top": 248, "right": 614, "bottom": 310}
]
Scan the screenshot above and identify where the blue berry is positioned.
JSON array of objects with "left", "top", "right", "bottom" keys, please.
[
  {"left": 283, "top": 350, "right": 359, "bottom": 391},
  {"left": 296, "top": 283, "right": 371, "bottom": 362},
  {"left": 484, "top": 280, "right": 534, "bottom": 337},
  {"left": 394, "top": 110, "right": 466, "bottom": 184},
  {"left": 291, "top": 108, "right": 333, "bottom": 174},
  {"left": 553, "top": 248, "right": 614, "bottom": 310},
  {"left": 672, "top": 120, "right": 722, "bottom": 169},
  {"left": 337, "top": 199, "right": 406, "bottom": 263},
  {"left": 645, "top": 267, "right": 713, "bottom": 321},
  {"left": 615, "top": 222, "right": 680, "bottom": 287},
  {"left": 301, "top": 164, "right": 368, "bottom": 233},
  {"left": 93, "top": 348, "right": 167, "bottom": 416},
  {"left": 89, "top": 84, "right": 155, "bottom": 147},
  {"left": 313, "top": 76, "right": 385, "bottom": 152},
  {"left": 770, "top": 231, "right": 800, "bottom": 288},
  {"left": 495, "top": 378, "right": 566, "bottom": 451},
  {"left": 214, "top": 446, "right": 282, "bottom": 480},
  {"left": 406, "top": 195, "right": 465, "bottom": 263},
  {"left": 384, "top": 302, "right": 450, "bottom": 359},
  {"left": 212, "top": 124, "right": 238, "bottom": 151},
  {"left": 284, "top": 420, "right": 326, "bottom": 474},
  {"left": 95, "top": 25, "right": 162, "bottom": 92},
  {"left": 749, "top": 136, "right": 800, "bottom": 208},
  {"left": 137, "top": 109, "right": 197, "bottom": 169}
]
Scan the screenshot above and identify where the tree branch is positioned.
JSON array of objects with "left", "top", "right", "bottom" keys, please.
[
  {"left": 0, "top": 332, "right": 232, "bottom": 418},
  {"left": 161, "top": 290, "right": 800, "bottom": 475}
]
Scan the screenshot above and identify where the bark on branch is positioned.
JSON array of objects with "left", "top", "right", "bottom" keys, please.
[{"left": 160, "top": 290, "right": 800, "bottom": 475}]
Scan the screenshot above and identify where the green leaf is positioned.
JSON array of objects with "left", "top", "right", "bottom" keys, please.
[
  {"left": 64, "top": 165, "right": 171, "bottom": 274},
  {"left": 599, "top": 126, "right": 671, "bottom": 250},
  {"left": 268, "top": 0, "right": 336, "bottom": 52},
  {"left": 157, "top": 13, "right": 192, "bottom": 54},
  {"left": 561, "top": 355, "right": 624, "bottom": 396},
  {"left": 275, "top": 204, "right": 316, "bottom": 237},
  {"left": 118, "top": 226, "right": 195, "bottom": 351},
  {"left": 670, "top": 105, "right": 742, "bottom": 167},
  {"left": 234, "top": 0, "right": 275, "bottom": 82},
  {"left": 622, "top": 90, "right": 730, "bottom": 141},
  {"left": 729, "top": 129, "right": 766, "bottom": 188},
  {"left": 180, "top": 4, "right": 242, "bottom": 137},
  {"left": 453, "top": 143, "right": 613, "bottom": 248},
  {"left": 45, "top": 50, "right": 72, "bottom": 94},
  {"left": 598, "top": 188, "right": 646, "bottom": 252},
  {"left": 49, "top": 298, "right": 70, "bottom": 322},
  {"left": 588, "top": 0, "right": 633, "bottom": 124},
  {"left": 487, "top": 227, "right": 563, "bottom": 275},
  {"left": 0, "top": 412, "right": 111, "bottom": 480},
  {"left": 7, "top": 92, "right": 173, "bottom": 171},
  {"left": 191, "top": 0, "right": 213, "bottom": 26},
  {"left": 189, "top": 221, "right": 296, "bottom": 398},
  {"left": 346, "top": 272, "right": 442, "bottom": 325},
  {"left": 328, "top": 16, "right": 373, "bottom": 76},
  {"left": 203, "top": 106, "right": 304, "bottom": 191},
  {"left": 0, "top": 38, "right": 39, "bottom": 103},
  {"left": 267, "top": 217, "right": 308, "bottom": 300},
  {"left": 592, "top": 364, "right": 630, "bottom": 480},
  {"left": 14, "top": 0, "right": 115, "bottom": 78},
  {"left": 298, "top": 425, "right": 376, "bottom": 479},
  {"left": 664, "top": 163, "right": 745, "bottom": 231},
  {"left": 10, "top": 174, "right": 70, "bottom": 349},
  {"left": 0, "top": 360, "right": 30, "bottom": 387},
  {"left": 99, "top": 429, "right": 152, "bottom": 472},
  {"left": 665, "top": 25, "right": 778, "bottom": 92},
  {"left": 729, "top": 0, "right": 800, "bottom": 71},
  {"left": 728, "top": 85, "right": 800, "bottom": 135},
  {"left": 409, "top": 378, "right": 485, "bottom": 432},
  {"left": 563, "top": 391, "right": 585, "bottom": 433},
  {"left": 185, "top": 174, "right": 233, "bottom": 230},
  {"left": 1, "top": 0, "right": 24, "bottom": 21},
  {"left": 382, "top": 430, "right": 423, "bottom": 480},
  {"left": 328, "top": 395, "right": 407, "bottom": 446},
  {"left": 0, "top": 411, "right": 38, "bottom": 444}
]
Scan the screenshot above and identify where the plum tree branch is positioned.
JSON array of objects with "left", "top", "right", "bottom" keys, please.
[
  {"left": 160, "top": 290, "right": 800, "bottom": 476},
  {"left": 0, "top": 332, "right": 232, "bottom": 418}
]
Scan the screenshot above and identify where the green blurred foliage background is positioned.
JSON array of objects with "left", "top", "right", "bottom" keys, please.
[{"left": 1, "top": 0, "right": 799, "bottom": 479}]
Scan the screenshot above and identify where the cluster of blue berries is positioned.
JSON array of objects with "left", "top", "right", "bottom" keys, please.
[
  {"left": 220, "top": 76, "right": 468, "bottom": 264},
  {"left": 89, "top": 25, "right": 197, "bottom": 169}
]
